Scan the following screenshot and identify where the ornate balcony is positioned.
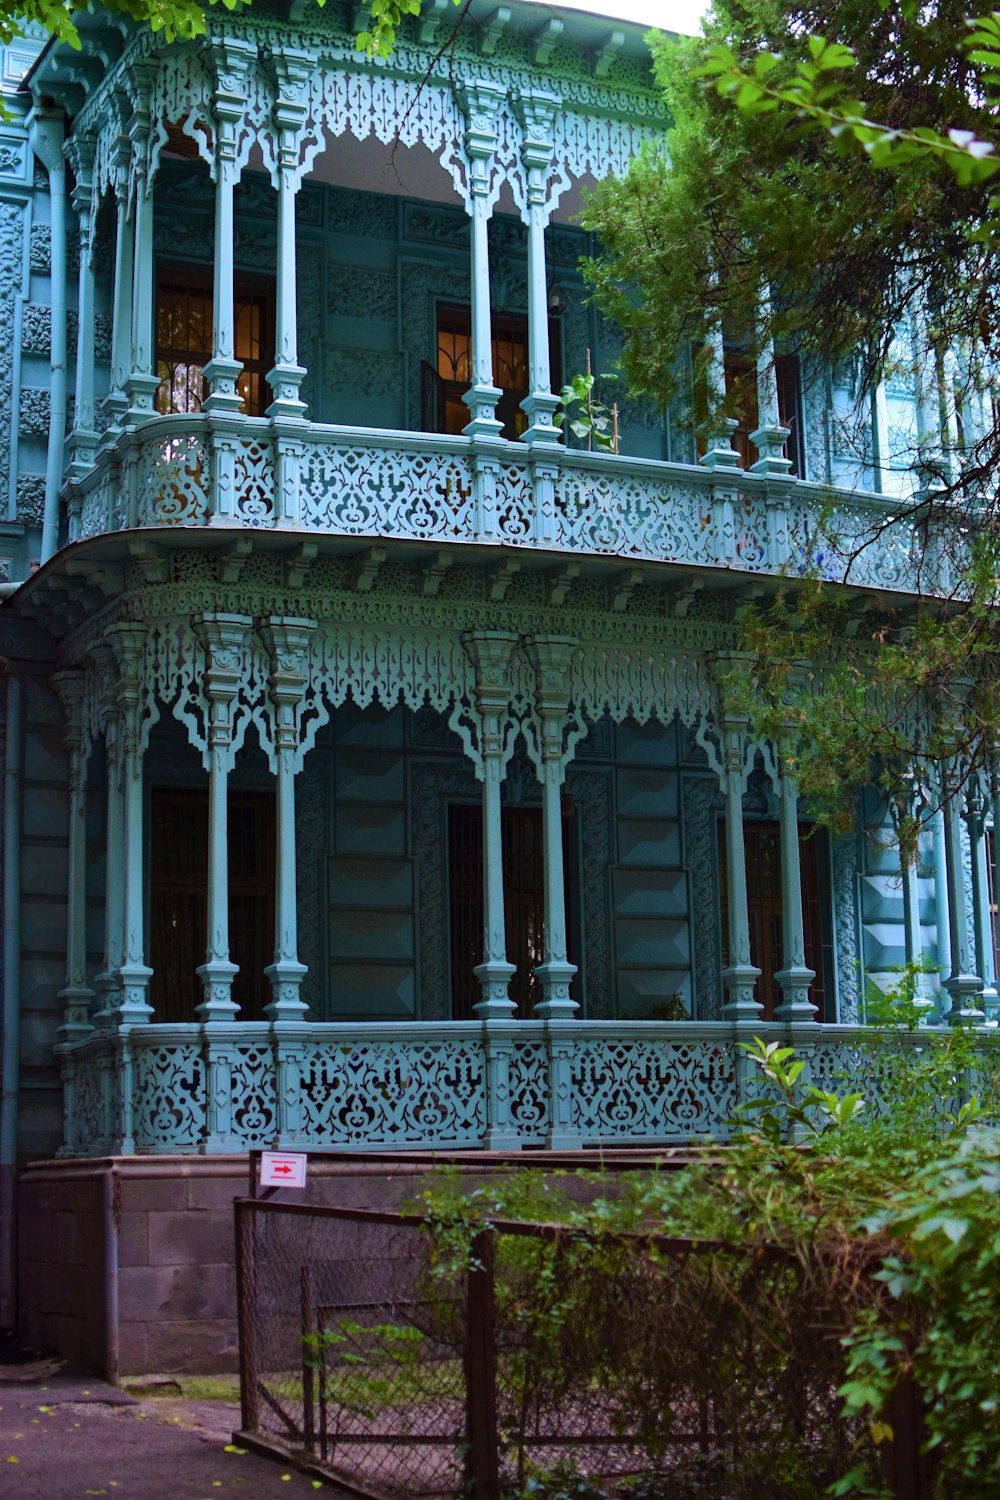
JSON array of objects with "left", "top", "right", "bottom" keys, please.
[{"left": 69, "top": 414, "right": 941, "bottom": 596}]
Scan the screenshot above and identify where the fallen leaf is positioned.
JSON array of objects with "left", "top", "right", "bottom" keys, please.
[
  {"left": 6, "top": 1456, "right": 19, "bottom": 1463},
  {"left": 223, "top": 1444, "right": 247, "bottom": 1455}
]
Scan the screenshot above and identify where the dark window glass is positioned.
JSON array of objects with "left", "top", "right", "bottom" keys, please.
[
  {"left": 149, "top": 787, "right": 276, "bottom": 1022},
  {"left": 155, "top": 264, "right": 275, "bottom": 418},
  {"left": 423, "top": 304, "right": 561, "bottom": 440}
]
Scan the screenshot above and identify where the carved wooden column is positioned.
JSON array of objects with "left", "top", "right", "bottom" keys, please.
[
  {"left": 457, "top": 80, "right": 505, "bottom": 439},
  {"left": 52, "top": 671, "right": 94, "bottom": 1158},
  {"left": 524, "top": 635, "right": 583, "bottom": 1151},
  {"left": 103, "top": 95, "right": 134, "bottom": 436},
  {"left": 261, "top": 617, "right": 315, "bottom": 1146},
  {"left": 698, "top": 317, "right": 741, "bottom": 473},
  {"left": 514, "top": 88, "right": 561, "bottom": 449},
  {"left": 267, "top": 48, "right": 310, "bottom": 424},
  {"left": 750, "top": 306, "right": 792, "bottom": 479},
  {"left": 203, "top": 40, "right": 254, "bottom": 418},
  {"left": 91, "top": 650, "right": 124, "bottom": 1021},
  {"left": 109, "top": 625, "right": 153, "bottom": 1026},
  {"left": 194, "top": 613, "right": 252, "bottom": 1154},
  {"left": 65, "top": 132, "right": 99, "bottom": 486},
  {"left": 964, "top": 776, "right": 997, "bottom": 1021},
  {"left": 773, "top": 723, "right": 817, "bottom": 1021},
  {"left": 53, "top": 670, "right": 95, "bottom": 1042},
  {"left": 888, "top": 780, "right": 935, "bottom": 1021},
  {"left": 706, "top": 657, "right": 762, "bottom": 1021},
  {"left": 122, "top": 62, "right": 160, "bottom": 426},
  {"left": 194, "top": 614, "right": 251, "bottom": 1022},
  {"left": 461, "top": 630, "right": 520, "bottom": 1150},
  {"left": 941, "top": 764, "right": 984, "bottom": 1023}
]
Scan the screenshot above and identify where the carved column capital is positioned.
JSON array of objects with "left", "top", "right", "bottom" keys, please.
[{"left": 456, "top": 78, "right": 506, "bottom": 194}]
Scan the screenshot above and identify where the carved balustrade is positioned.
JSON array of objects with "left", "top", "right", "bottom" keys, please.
[
  {"left": 61, "top": 1018, "right": 986, "bottom": 1156},
  {"left": 66, "top": 414, "right": 959, "bottom": 596}
]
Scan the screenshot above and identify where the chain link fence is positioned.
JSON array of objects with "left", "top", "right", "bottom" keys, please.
[{"left": 235, "top": 1196, "right": 928, "bottom": 1499}]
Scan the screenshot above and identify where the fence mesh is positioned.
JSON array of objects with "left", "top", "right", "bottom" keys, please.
[{"left": 236, "top": 1198, "right": 913, "bottom": 1500}]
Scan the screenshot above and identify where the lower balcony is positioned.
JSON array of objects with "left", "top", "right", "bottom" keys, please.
[
  {"left": 68, "top": 415, "right": 939, "bottom": 596},
  {"left": 62, "top": 1018, "right": 979, "bottom": 1157}
]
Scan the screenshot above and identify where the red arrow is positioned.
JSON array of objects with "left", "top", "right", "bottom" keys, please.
[{"left": 272, "top": 1164, "right": 294, "bottom": 1176}]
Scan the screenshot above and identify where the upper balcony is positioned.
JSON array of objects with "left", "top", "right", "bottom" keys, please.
[
  {"left": 69, "top": 411, "right": 940, "bottom": 596},
  {"left": 24, "top": 0, "right": 965, "bottom": 598}
]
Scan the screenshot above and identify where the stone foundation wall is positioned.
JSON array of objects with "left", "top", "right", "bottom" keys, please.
[{"left": 18, "top": 1152, "right": 631, "bottom": 1378}]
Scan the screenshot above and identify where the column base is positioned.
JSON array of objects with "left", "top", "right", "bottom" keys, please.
[
  {"left": 721, "top": 964, "right": 763, "bottom": 1021},
  {"left": 532, "top": 960, "right": 578, "bottom": 1019},
  {"left": 91, "top": 970, "right": 120, "bottom": 1029},
  {"left": 749, "top": 424, "right": 793, "bottom": 476},
  {"left": 463, "top": 384, "right": 504, "bottom": 440},
  {"left": 202, "top": 358, "right": 245, "bottom": 416},
  {"left": 57, "top": 983, "right": 95, "bottom": 1041},
  {"left": 266, "top": 362, "right": 307, "bottom": 423},
  {"left": 773, "top": 966, "right": 817, "bottom": 1022},
  {"left": 113, "top": 964, "right": 153, "bottom": 1024},
  {"left": 520, "top": 392, "right": 561, "bottom": 447},
  {"left": 699, "top": 418, "right": 742, "bottom": 471},
  {"left": 943, "top": 974, "right": 986, "bottom": 1025},
  {"left": 123, "top": 373, "right": 161, "bottom": 426},
  {"left": 196, "top": 959, "right": 240, "bottom": 1021},
  {"left": 473, "top": 960, "right": 517, "bottom": 1018},
  {"left": 264, "top": 959, "right": 309, "bottom": 1020}
]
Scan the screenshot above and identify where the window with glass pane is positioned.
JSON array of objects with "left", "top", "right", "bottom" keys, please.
[
  {"left": 155, "top": 264, "right": 275, "bottom": 417},
  {"left": 424, "top": 304, "right": 560, "bottom": 441}
]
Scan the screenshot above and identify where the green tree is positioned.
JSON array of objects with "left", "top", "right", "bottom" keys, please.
[{"left": 583, "top": 0, "right": 1000, "bottom": 830}]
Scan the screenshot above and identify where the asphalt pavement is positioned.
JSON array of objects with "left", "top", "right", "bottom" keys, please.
[{"left": 0, "top": 1337, "right": 347, "bottom": 1499}]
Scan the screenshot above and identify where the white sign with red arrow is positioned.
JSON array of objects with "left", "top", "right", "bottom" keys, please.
[{"left": 259, "top": 1151, "right": 308, "bottom": 1189}]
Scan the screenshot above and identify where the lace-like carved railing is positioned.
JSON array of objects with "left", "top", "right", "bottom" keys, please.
[
  {"left": 72, "top": 1047, "right": 108, "bottom": 1152},
  {"left": 298, "top": 1031, "right": 488, "bottom": 1147},
  {"left": 132, "top": 1038, "right": 206, "bottom": 1151},
  {"left": 57, "top": 1021, "right": 992, "bottom": 1156},
  {"left": 555, "top": 464, "right": 720, "bottom": 566},
  {"left": 572, "top": 1029, "right": 739, "bottom": 1141},
  {"left": 138, "top": 433, "right": 211, "bottom": 527},
  {"left": 300, "top": 441, "right": 475, "bottom": 540}
]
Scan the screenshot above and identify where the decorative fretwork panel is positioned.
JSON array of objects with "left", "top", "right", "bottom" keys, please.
[
  {"left": 555, "top": 466, "right": 718, "bottom": 566},
  {"left": 297, "top": 1035, "right": 487, "bottom": 1146},
  {"left": 231, "top": 1041, "right": 279, "bottom": 1144},
  {"left": 300, "top": 442, "right": 474, "bottom": 540},
  {"left": 508, "top": 1040, "right": 550, "bottom": 1141},
  {"left": 572, "top": 1033, "right": 738, "bottom": 1140},
  {"left": 132, "top": 1040, "right": 206, "bottom": 1151},
  {"left": 138, "top": 433, "right": 210, "bottom": 526},
  {"left": 73, "top": 1050, "right": 107, "bottom": 1152}
]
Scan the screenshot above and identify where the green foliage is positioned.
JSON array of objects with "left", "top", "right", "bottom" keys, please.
[{"left": 554, "top": 371, "right": 616, "bottom": 453}]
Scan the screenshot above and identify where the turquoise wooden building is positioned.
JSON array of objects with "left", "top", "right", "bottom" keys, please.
[{"left": 0, "top": 0, "right": 996, "bottom": 1372}]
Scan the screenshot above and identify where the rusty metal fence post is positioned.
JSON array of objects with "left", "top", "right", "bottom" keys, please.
[
  {"left": 464, "top": 1227, "right": 500, "bottom": 1500},
  {"left": 234, "top": 1201, "right": 260, "bottom": 1433}
]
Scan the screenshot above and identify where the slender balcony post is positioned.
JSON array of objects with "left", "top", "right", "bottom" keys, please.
[
  {"left": 194, "top": 614, "right": 252, "bottom": 1022},
  {"left": 941, "top": 765, "right": 984, "bottom": 1023},
  {"left": 523, "top": 636, "right": 579, "bottom": 1017},
  {"left": 28, "top": 107, "right": 67, "bottom": 565},
  {"left": 104, "top": 96, "right": 134, "bottom": 437},
  {"left": 698, "top": 318, "right": 741, "bottom": 472},
  {"left": 123, "top": 62, "right": 161, "bottom": 426},
  {"left": 932, "top": 805, "right": 952, "bottom": 993},
  {"left": 65, "top": 133, "right": 99, "bottom": 484},
  {"left": 991, "top": 754, "right": 1000, "bottom": 1014},
  {"left": 524, "top": 636, "right": 581, "bottom": 1152},
  {"left": 266, "top": 49, "right": 311, "bottom": 426},
  {"left": 461, "top": 631, "right": 520, "bottom": 1149},
  {"left": 888, "top": 780, "right": 935, "bottom": 1021},
  {"left": 203, "top": 40, "right": 254, "bottom": 416},
  {"left": 260, "top": 617, "right": 315, "bottom": 1147},
  {"left": 260, "top": 618, "right": 313, "bottom": 1019},
  {"left": 708, "top": 657, "right": 762, "bottom": 1021},
  {"left": 108, "top": 624, "right": 154, "bottom": 1026},
  {"left": 92, "top": 648, "right": 125, "bottom": 1028},
  {"left": 457, "top": 81, "right": 505, "bottom": 439},
  {"left": 965, "top": 778, "right": 997, "bottom": 1021},
  {"left": 750, "top": 296, "right": 792, "bottom": 478},
  {"left": 513, "top": 89, "right": 561, "bottom": 448},
  {"left": 53, "top": 671, "right": 95, "bottom": 1045},
  {"left": 772, "top": 725, "right": 817, "bottom": 1022}
]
